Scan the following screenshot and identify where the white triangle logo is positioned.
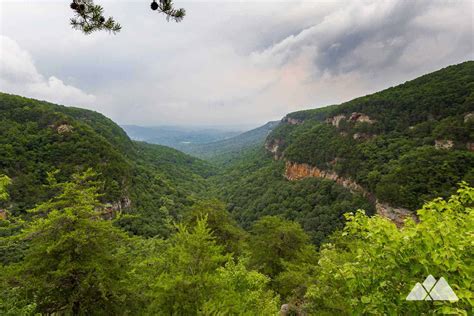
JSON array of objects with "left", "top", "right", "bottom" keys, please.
[
  {"left": 406, "top": 275, "right": 458, "bottom": 301},
  {"left": 429, "top": 277, "right": 458, "bottom": 301}
]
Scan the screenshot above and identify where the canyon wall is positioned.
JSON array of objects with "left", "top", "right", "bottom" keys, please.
[{"left": 284, "top": 161, "right": 415, "bottom": 226}]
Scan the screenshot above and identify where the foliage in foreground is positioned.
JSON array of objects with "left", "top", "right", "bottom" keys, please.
[
  {"left": 0, "top": 171, "right": 472, "bottom": 315},
  {"left": 0, "top": 171, "right": 279, "bottom": 315},
  {"left": 306, "top": 183, "right": 474, "bottom": 315},
  {"left": 0, "top": 170, "right": 136, "bottom": 315}
]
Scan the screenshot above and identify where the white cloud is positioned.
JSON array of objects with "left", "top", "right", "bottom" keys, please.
[
  {"left": 0, "top": 35, "right": 96, "bottom": 107},
  {"left": 0, "top": 1, "right": 472, "bottom": 127}
]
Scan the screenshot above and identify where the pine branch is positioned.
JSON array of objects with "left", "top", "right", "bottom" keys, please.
[
  {"left": 69, "top": 0, "right": 186, "bottom": 35},
  {"left": 150, "top": 0, "right": 186, "bottom": 23},
  {"left": 70, "top": 0, "right": 121, "bottom": 34}
]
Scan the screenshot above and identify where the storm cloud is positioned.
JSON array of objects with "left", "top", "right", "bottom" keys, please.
[{"left": 0, "top": 0, "right": 472, "bottom": 127}]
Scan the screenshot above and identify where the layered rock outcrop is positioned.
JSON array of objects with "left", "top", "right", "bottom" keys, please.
[
  {"left": 285, "top": 161, "right": 367, "bottom": 196},
  {"left": 325, "top": 112, "right": 375, "bottom": 127},
  {"left": 102, "top": 196, "right": 132, "bottom": 219},
  {"left": 57, "top": 124, "right": 74, "bottom": 134},
  {"left": 435, "top": 139, "right": 454, "bottom": 150},
  {"left": 348, "top": 112, "right": 374, "bottom": 123},
  {"left": 375, "top": 201, "right": 414, "bottom": 225},
  {"left": 265, "top": 138, "right": 285, "bottom": 159},
  {"left": 464, "top": 112, "right": 474, "bottom": 123},
  {"left": 353, "top": 133, "right": 373, "bottom": 141},
  {"left": 282, "top": 117, "right": 303, "bottom": 125},
  {"left": 284, "top": 161, "right": 415, "bottom": 227},
  {"left": 325, "top": 114, "right": 346, "bottom": 127}
]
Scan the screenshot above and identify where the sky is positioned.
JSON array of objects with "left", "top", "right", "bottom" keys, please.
[{"left": 0, "top": 0, "right": 473, "bottom": 128}]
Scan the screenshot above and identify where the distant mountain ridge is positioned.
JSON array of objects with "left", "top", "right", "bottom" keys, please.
[
  {"left": 181, "top": 121, "right": 280, "bottom": 162},
  {"left": 121, "top": 125, "right": 241, "bottom": 150}
]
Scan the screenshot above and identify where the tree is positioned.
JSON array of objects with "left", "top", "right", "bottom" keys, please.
[
  {"left": 305, "top": 183, "right": 474, "bottom": 315},
  {"left": 246, "top": 216, "right": 318, "bottom": 313},
  {"left": 146, "top": 217, "right": 230, "bottom": 314},
  {"left": 69, "top": 0, "right": 185, "bottom": 34},
  {"left": 0, "top": 175, "right": 11, "bottom": 203},
  {"left": 202, "top": 259, "right": 279, "bottom": 315},
  {"left": 183, "top": 199, "right": 248, "bottom": 256},
  {"left": 248, "top": 216, "right": 312, "bottom": 279},
  {"left": 1, "top": 169, "right": 136, "bottom": 315},
  {"left": 140, "top": 217, "right": 278, "bottom": 315}
]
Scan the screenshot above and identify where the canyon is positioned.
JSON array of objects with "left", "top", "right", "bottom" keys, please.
[{"left": 283, "top": 160, "right": 415, "bottom": 227}]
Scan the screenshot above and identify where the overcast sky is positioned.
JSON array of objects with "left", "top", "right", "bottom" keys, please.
[{"left": 0, "top": 0, "right": 472, "bottom": 128}]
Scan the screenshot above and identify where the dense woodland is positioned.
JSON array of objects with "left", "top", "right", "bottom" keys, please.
[
  {"left": 211, "top": 147, "right": 373, "bottom": 245},
  {"left": 268, "top": 61, "right": 474, "bottom": 210},
  {"left": 0, "top": 93, "right": 215, "bottom": 237},
  {"left": 0, "top": 62, "right": 473, "bottom": 314}
]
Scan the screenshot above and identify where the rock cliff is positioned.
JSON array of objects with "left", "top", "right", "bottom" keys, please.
[
  {"left": 282, "top": 116, "right": 304, "bottom": 125},
  {"left": 285, "top": 161, "right": 367, "bottom": 196},
  {"left": 325, "top": 112, "right": 375, "bottom": 127},
  {"left": 265, "top": 138, "right": 285, "bottom": 159},
  {"left": 435, "top": 139, "right": 454, "bottom": 150},
  {"left": 284, "top": 161, "right": 415, "bottom": 227}
]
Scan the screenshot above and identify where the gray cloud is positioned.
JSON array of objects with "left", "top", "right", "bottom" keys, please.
[
  {"left": 0, "top": 0, "right": 472, "bottom": 127},
  {"left": 0, "top": 35, "right": 96, "bottom": 106}
]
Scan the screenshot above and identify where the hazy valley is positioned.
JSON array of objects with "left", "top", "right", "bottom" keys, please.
[{"left": 1, "top": 61, "right": 473, "bottom": 314}]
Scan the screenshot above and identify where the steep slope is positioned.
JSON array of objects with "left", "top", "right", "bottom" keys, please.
[
  {"left": 266, "top": 61, "right": 474, "bottom": 215},
  {"left": 183, "top": 121, "right": 280, "bottom": 163},
  {"left": 212, "top": 62, "right": 473, "bottom": 243},
  {"left": 0, "top": 93, "right": 214, "bottom": 236},
  {"left": 212, "top": 146, "right": 373, "bottom": 244}
]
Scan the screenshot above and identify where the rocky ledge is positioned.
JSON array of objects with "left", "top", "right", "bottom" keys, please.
[{"left": 284, "top": 161, "right": 415, "bottom": 227}]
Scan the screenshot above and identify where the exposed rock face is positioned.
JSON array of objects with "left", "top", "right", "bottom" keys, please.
[
  {"left": 325, "top": 112, "right": 374, "bottom": 128},
  {"left": 57, "top": 124, "right": 73, "bottom": 134},
  {"left": 265, "top": 138, "right": 285, "bottom": 159},
  {"left": 112, "top": 196, "right": 131, "bottom": 211},
  {"left": 435, "top": 139, "right": 454, "bottom": 150},
  {"left": 284, "top": 161, "right": 416, "bottom": 227},
  {"left": 353, "top": 133, "right": 373, "bottom": 141},
  {"left": 282, "top": 116, "right": 303, "bottom": 125},
  {"left": 325, "top": 114, "right": 346, "bottom": 127},
  {"left": 375, "top": 201, "right": 413, "bottom": 227},
  {"left": 285, "top": 161, "right": 368, "bottom": 197},
  {"left": 102, "top": 196, "right": 132, "bottom": 220},
  {"left": 349, "top": 112, "right": 374, "bottom": 124},
  {"left": 103, "top": 197, "right": 132, "bottom": 219},
  {"left": 464, "top": 112, "right": 474, "bottom": 123},
  {"left": 467, "top": 143, "right": 474, "bottom": 151},
  {"left": 279, "top": 304, "right": 290, "bottom": 316}
]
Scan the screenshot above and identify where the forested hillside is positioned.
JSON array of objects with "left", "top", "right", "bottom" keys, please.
[
  {"left": 182, "top": 121, "right": 280, "bottom": 162},
  {"left": 265, "top": 61, "right": 474, "bottom": 211},
  {"left": 0, "top": 93, "right": 214, "bottom": 236},
  {"left": 211, "top": 147, "right": 373, "bottom": 245},
  {"left": 0, "top": 62, "right": 473, "bottom": 315},
  {"left": 211, "top": 62, "right": 473, "bottom": 245}
]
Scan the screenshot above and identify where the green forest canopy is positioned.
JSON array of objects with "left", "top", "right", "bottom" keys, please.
[
  {"left": 0, "top": 62, "right": 473, "bottom": 314},
  {"left": 0, "top": 170, "right": 472, "bottom": 314}
]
